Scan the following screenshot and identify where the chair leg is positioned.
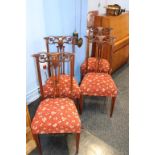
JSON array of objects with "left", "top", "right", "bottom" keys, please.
[
  {"left": 80, "top": 72, "right": 83, "bottom": 83},
  {"left": 33, "top": 134, "right": 42, "bottom": 155},
  {"left": 110, "top": 97, "right": 116, "bottom": 117},
  {"left": 75, "top": 99, "right": 79, "bottom": 111},
  {"left": 79, "top": 94, "right": 83, "bottom": 115},
  {"left": 75, "top": 133, "right": 80, "bottom": 154}
]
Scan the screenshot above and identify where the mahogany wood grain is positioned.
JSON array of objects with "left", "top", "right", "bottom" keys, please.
[{"left": 32, "top": 51, "right": 81, "bottom": 154}]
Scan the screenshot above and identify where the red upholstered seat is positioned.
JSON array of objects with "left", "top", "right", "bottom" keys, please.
[
  {"left": 80, "top": 73, "right": 118, "bottom": 97},
  {"left": 43, "top": 74, "right": 81, "bottom": 99},
  {"left": 80, "top": 57, "right": 110, "bottom": 76},
  {"left": 31, "top": 98, "right": 81, "bottom": 134}
]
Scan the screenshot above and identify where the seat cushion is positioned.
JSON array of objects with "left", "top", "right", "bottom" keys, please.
[
  {"left": 80, "top": 57, "right": 110, "bottom": 76},
  {"left": 43, "top": 74, "right": 81, "bottom": 99},
  {"left": 80, "top": 73, "right": 118, "bottom": 97},
  {"left": 31, "top": 98, "right": 81, "bottom": 134}
]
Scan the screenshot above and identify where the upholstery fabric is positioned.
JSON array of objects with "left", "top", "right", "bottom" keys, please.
[
  {"left": 31, "top": 98, "right": 81, "bottom": 134},
  {"left": 80, "top": 73, "right": 118, "bottom": 97},
  {"left": 43, "top": 74, "right": 81, "bottom": 99},
  {"left": 80, "top": 57, "right": 110, "bottom": 76}
]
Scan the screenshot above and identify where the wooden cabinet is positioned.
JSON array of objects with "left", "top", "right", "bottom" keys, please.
[{"left": 94, "top": 13, "right": 129, "bottom": 72}]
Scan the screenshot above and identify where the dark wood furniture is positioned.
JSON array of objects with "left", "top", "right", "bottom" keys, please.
[
  {"left": 80, "top": 35, "right": 118, "bottom": 117},
  {"left": 32, "top": 52, "right": 81, "bottom": 154},
  {"left": 33, "top": 52, "right": 82, "bottom": 111},
  {"left": 93, "top": 13, "right": 129, "bottom": 72},
  {"left": 80, "top": 27, "right": 113, "bottom": 80},
  {"left": 43, "top": 36, "right": 82, "bottom": 113}
]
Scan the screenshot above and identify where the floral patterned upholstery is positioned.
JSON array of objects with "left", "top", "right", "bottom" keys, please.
[
  {"left": 31, "top": 98, "right": 81, "bottom": 134},
  {"left": 43, "top": 74, "right": 81, "bottom": 99},
  {"left": 80, "top": 73, "right": 118, "bottom": 97},
  {"left": 80, "top": 57, "right": 110, "bottom": 76}
]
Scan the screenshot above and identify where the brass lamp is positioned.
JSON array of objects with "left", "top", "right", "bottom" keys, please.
[{"left": 73, "top": 32, "right": 83, "bottom": 48}]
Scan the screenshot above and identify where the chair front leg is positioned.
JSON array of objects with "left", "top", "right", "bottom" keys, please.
[
  {"left": 110, "top": 96, "right": 116, "bottom": 117},
  {"left": 80, "top": 73, "right": 83, "bottom": 83},
  {"left": 74, "top": 99, "right": 79, "bottom": 111},
  {"left": 75, "top": 133, "right": 80, "bottom": 154}
]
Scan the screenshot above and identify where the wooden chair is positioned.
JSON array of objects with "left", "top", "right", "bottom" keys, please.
[
  {"left": 26, "top": 105, "right": 41, "bottom": 155},
  {"left": 43, "top": 36, "right": 82, "bottom": 110},
  {"left": 80, "top": 27, "right": 113, "bottom": 80},
  {"left": 32, "top": 52, "right": 81, "bottom": 154},
  {"left": 80, "top": 35, "right": 118, "bottom": 117},
  {"left": 33, "top": 46, "right": 82, "bottom": 112}
]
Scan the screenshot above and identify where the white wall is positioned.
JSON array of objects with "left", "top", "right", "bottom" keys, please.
[
  {"left": 88, "top": 0, "right": 129, "bottom": 14},
  {"left": 43, "top": 0, "right": 88, "bottom": 83},
  {"left": 88, "top": 0, "right": 107, "bottom": 15},
  {"left": 26, "top": 0, "right": 46, "bottom": 103},
  {"left": 26, "top": 0, "right": 88, "bottom": 104}
]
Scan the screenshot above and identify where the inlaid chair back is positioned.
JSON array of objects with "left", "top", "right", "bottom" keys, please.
[
  {"left": 87, "top": 27, "right": 113, "bottom": 58},
  {"left": 80, "top": 27, "right": 114, "bottom": 79},
  {"left": 44, "top": 36, "right": 76, "bottom": 53},
  {"left": 33, "top": 52, "right": 74, "bottom": 99},
  {"left": 87, "top": 27, "right": 112, "bottom": 38},
  {"left": 80, "top": 31, "right": 118, "bottom": 118},
  {"left": 85, "top": 34, "right": 115, "bottom": 74},
  {"left": 94, "top": 27, "right": 112, "bottom": 36}
]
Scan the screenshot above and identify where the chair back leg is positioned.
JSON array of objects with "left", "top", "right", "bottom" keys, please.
[
  {"left": 75, "top": 133, "right": 80, "bottom": 154},
  {"left": 110, "top": 97, "right": 116, "bottom": 117}
]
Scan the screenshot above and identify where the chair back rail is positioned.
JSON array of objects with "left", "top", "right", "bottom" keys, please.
[
  {"left": 87, "top": 27, "right": 113, "bottom": 43},
  {"left": 44, "top": 36, "right": 76, "bottom": 77},
  {"left": 86, "top": 27, "right": 113, "bottom": 59},
  {"left": 33, "top": 52, "right": 74, "bottom": 99},
  {"left": 44, "top": 36, "right": 76, "bottom": 53}
]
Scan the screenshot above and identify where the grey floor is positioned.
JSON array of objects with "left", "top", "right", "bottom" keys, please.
[{"left": 29, "top": 63, "right": 129, "bottom": 155}]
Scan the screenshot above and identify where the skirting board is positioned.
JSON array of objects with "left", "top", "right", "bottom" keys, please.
[{"left": 26, "top": 87, "right": 40, "bottom": 105}]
